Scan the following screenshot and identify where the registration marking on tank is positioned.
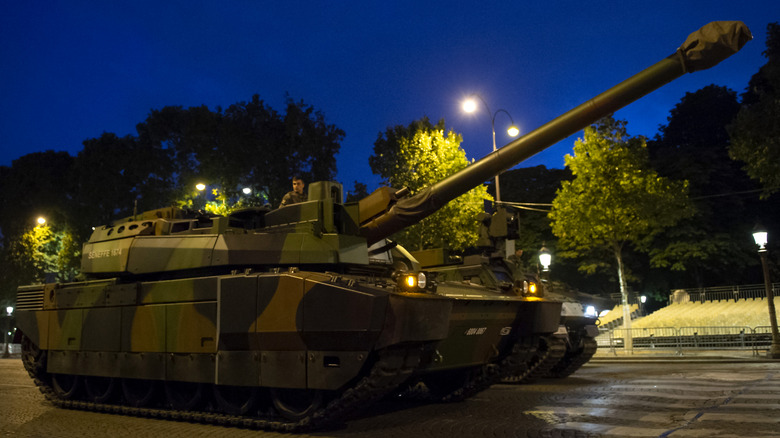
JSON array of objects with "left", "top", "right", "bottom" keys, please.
[
  {"left": 88, "top": 248, "right": 123, "bottom": 259},
  {"left": 465, "top": 327, "right": 487, "bottom": 336}
]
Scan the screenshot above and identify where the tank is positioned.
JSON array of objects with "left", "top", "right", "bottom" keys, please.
[
  {"left": 13, "top": 21, "right": 750, "bottom": 431},
  {"left": 482, "top": 206, "right": 614, "bottom": 380}
]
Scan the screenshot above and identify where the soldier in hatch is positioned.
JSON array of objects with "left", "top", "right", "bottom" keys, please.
[{"left": 279, "top": 175, "right": 307, "bottom": 207}]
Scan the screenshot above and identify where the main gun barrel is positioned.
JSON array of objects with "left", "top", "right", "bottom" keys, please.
[{"left": 359, "top": 21, "right": 752, "bottom": 244}]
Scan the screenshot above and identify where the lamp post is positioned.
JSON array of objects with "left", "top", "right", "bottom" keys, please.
[
  {"left": 753, "top": 225, "right": 780, "bottom": 359},
  {"left": 2, "top": 306, "right": 12, "bottom": 358},
  {"left": 462, "top": 95, "right": 519, "bottom": 203}
]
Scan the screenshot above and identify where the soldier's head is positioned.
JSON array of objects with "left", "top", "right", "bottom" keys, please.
[{"left": 292, "top": 176, "right": 305, "bottom": 194}]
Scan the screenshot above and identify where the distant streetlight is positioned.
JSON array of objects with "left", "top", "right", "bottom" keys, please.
[
  {"left": 461, "top": 94, "right": 520, "bottom": 203},
  {"left": 36, "top": 217, "right": 46, "bottom": 226},
  {"left": 2, "top": 306, "right": 12, "bottom": 358},
  {"left": 752, "top": 224, "right": 780, "bottom": 359},
  {"left": 538, "top": 245, "right": 551, "bottom": 273},
  {"left": 242, "top": 187, "right": 252, "bottom": 195},
  {"left": 195, "top": 183, "right": 206, "bottom": 191}
]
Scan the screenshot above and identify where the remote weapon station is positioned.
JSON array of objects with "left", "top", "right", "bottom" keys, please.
[{"left": 14, "top": 22, "right": 750, "bottom": 431}]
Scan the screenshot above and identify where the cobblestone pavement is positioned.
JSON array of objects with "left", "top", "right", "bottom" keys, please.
[{"left": 1, "top": 357, "right": 778, "bottom": 437}]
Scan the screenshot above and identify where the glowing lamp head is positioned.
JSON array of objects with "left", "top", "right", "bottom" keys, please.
[
  {"left": 462, "top": 98, "right": 478, "bottom": 113},
  {"left": 538, "top": 246, "right": 552, "bottom": 272},
  {"left": 753, "top": 224, "right": 768, "bottom": 252},
  {"left": 507, "top": 125, "right": 520, "bottom": 137},
  {"left": 195, "top": 183, "right": 206, "bottom": 191},
  {"left": 36, "top": 217, "right": 46, "bottom": 226},
  {"left": 242, "top": 187, "right": 252, "bottom": 195}
]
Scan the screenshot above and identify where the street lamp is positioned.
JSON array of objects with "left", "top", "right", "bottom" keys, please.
[
  {"left": 36, "top": 216, "right": 46, "bottom": 226},
  {"left": 461, "top": 94, "right": 520, "bottom": 203},
  {"left": 195, "top": 183, "right": 206, "bottom": 192},
  {"left": 538, "top": 245, "right": 551, "bottom": 273},
  {"left": 2, "top": 306, "right": 12, "bottom": 358},
  {"left": 242, "top": 187, "right": 252, "bottom": 195},
  {"left": 753, "top": 224, "right": 780, "bottom": 359}
]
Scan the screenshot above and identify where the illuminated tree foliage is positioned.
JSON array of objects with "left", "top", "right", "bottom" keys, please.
[
  {"left": 7, "top": 224, "right": 79, "bottom": 285},
  {"left": 729, "top": 22, "right": 780, "bottom": 197},
  {"left": 550, "top": 116, "right": 692, "bottom": 316},
  {"left": 370, "top": 117, "right": 491, "bottom": 251}
]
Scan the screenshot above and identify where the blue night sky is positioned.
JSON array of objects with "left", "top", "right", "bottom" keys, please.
[{"left": 1, "top": 1, "right": 777, "bottom": 193}]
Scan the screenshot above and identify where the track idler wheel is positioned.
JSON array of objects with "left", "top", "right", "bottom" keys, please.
[
  {"left": 270, "top": 388, "right": 324, "bottom": 421},
  {"left": 20, "top": 335, "right": 47, "bottom": 380}
]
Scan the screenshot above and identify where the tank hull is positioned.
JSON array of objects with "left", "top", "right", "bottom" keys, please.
[{"left": 16, "top": 269, "right": 553, "bottom": 429}]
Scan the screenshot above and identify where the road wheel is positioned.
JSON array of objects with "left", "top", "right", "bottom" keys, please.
[
  {"left": 270, "top": 388, "right": 324, "bottom": 421},
  {"left": 122, "top": 378, "right": 158, "bottom": 407},
  {"left": 165, "top": 381, "right": 206, "bottom": 411},
  {"left": 214, "top": 384, "right": 257, "bottom": 415},
  {"left": 52, "top": 374, "right": 81, "bottom": 400},
  {"left": 84, "top": 376, "right": 116, "bottom": 403}
]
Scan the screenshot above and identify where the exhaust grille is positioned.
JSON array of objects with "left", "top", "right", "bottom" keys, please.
[{"left": 16, "top": 285, "right": 45, "bottom": 310}]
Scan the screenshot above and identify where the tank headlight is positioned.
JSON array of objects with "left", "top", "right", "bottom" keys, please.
[
  {"left": 417, "top": 272, "right": 427, "bottom": 289},
  {"left": 527, "top": 281, "right": 538, "bottom": 295},
  {"left": 396, "top": 272, "right": 430, "bottom": 292}
]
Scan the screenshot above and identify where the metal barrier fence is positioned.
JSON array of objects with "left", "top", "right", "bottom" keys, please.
[
  {"left": 596, "top": 326, "right": 774, "bottom": 356},
  {"left": 669, "top": 283, "right": 779, "bottom": 304}
]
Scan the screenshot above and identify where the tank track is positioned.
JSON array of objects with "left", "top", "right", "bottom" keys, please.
[
  {"left": 546, "top": 336, "right": 598, "bottom": 378},
  {"left": 23, "top": 341, "right": 422, "bottom": 432},
  {"left": 396, "top": 335, "right": 539, "bottom": 402},
  {"left": 501, "top": 335, "right": 567, "bottom": 384}
]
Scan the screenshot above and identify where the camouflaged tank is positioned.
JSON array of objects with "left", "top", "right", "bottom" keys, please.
[
  {"left": 14, "top": 21, "right": 751, "bottom": 431},
  {"left": 479, "top": 206, "right": 614, "bottom": 381}
]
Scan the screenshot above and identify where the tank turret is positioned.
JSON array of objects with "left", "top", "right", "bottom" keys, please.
[{"left": 14, "top": 21, "right": 750, "bottom": 430}]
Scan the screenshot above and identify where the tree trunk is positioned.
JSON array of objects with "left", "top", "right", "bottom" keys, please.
[{"left": 615, "top": 243, "right": 633, "bottom": 351}]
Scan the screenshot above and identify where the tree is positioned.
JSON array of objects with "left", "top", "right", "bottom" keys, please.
[
  {"left": 729, "top": 22, "right": 780, "bottom": 197},
  {"left": 648, "top": 85, "right": 769, "bottom": 288},
  {"left": 345, "top": 181, "right": 369, "bottom": 203},
  {"left": 370, "top": 118, "right": 492, "bottom": 251},
  {"left": 0, "top": 151, "right": 74, "bottom": 245},
  {"left": 68, "top": 133, "right": 177, "bottom": 241},
  {"left": 136, "top": 95, "right": 344, "bottom": 208},
  {"left": 550, "top": 116, "right": 692, "bottom": 341}
]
